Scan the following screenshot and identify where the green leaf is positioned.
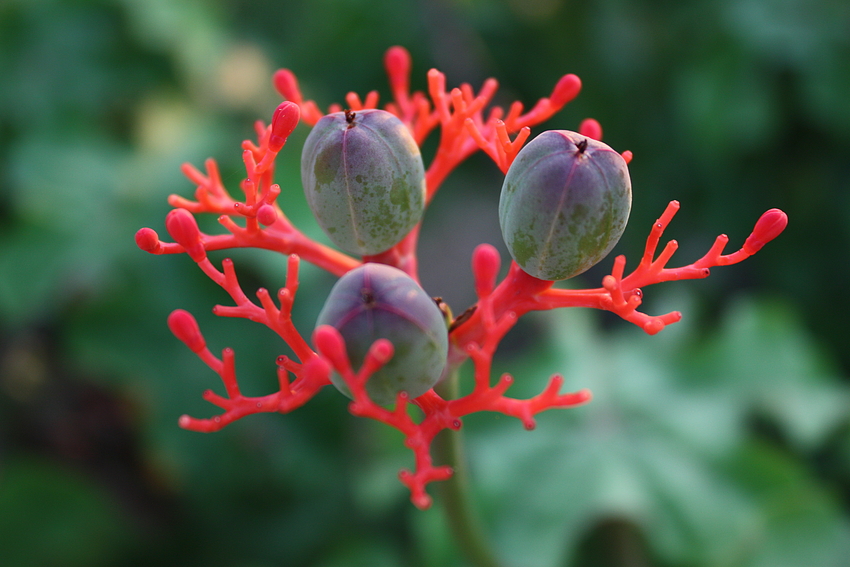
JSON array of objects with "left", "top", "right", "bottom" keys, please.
[
  {"left": 0, "top": 457, "right": 136, "bottom": 567},
  {"left": 466, "top": 296, "right": 850, "bottom": 567}
]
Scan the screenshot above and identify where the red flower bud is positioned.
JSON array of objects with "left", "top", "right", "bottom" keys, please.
[
  {"left": 578, "top": 118, "right": 603, "bottom": 141},
  {"left": 167, "top": 309, "right": 206, "bottom": 353},
  {"left": 313, "top": 325, "right": 348, "bottom": 371},
  {"left": 272, "top": 69, "right": 300, "bottom": 103},
  {"left": 743, "top": 208, "right": 788, "bottom": 254},
  {"left": 550, "top": 74, "right": 581, "bottom": 108},
  {"left": 135, "top": 227, "right": 160, "bottom": 252},
  {"left": 269, "top": 101, "right": 300, "bottom": 152},
  {"left": 473, "top": 244, "right": 501, "bottom": 298},
  {"left": 368, "top": 339, "right": 394, "bottom": 365},
  {"left": 384, "top": 46, "right": 411, "bottom": 92},
  {"left": 256, "top": 204, "right": 278, "bottom": 226},
  {"left": 165, "top": 208, "right": 206, "bottom": 262}
]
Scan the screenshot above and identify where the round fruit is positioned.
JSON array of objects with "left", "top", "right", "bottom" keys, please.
[
  {"left": 301, "top": 109, "right": 426, "bottom": 256},
  {"left": 499, "top": 130, "right": 632, "bottom": 281},
  {"left": 316, "top": 263, "right": 448, "bottom": 405}
]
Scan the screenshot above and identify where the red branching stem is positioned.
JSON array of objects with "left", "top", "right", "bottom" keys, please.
[
  {"left": 271, "top": 46, "right": 581, "bottom": 204},
  {"left": 449, "top": 260, "right": 553, "bottom": 361},
  {"left": 423, "top": 72, "right": 502, "bottom": 199},
  {"left": 136, "top": 104, "right": 360, "bottom": 277},
  {"left": 462, "top": 75, "right": 580, "bottom": 174},
  {"left": 445, "top": 245, "right": 591, "bottom": 429},
  {"left": 178, "top": 353, "right": 332, "bottom": 433},
  {"left": 173, "top": 254, "right": 333, "bottom": 433},
  {"left": 306, "top": 243, "right": 592, "bottom": 507},
  {"left": 465, "top": 119, "right": 531, "bottom": 174},
  {"left": 312, "top": 326, "right": 457, "bottom": 509},
  {"left": 451, "top": 203, "right": 789, "bottom": 344},
  {"left": 204, "top": 256, "right": 314, "bottom": 362},
  {"left": 263, "top": 46, "right": 585, "bottom": 279}
]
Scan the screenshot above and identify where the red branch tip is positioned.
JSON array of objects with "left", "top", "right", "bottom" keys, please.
[
  {"left": 269, "top": 101, "right": 301, "bottom": 152},
  {"left": 472, "top": 243, "right": 501, "bottom": 298},
  {"left": 256, "top": 204, "right": 278, "bottom": 226},
  {"left": 165, "top": 208, "right": 206, "bottom": 262},
  {"left": 384, "top": 45, "right": 412, "bottom": 94},
  {"left": 135, "top": 227, "right": 160, "bottom": 253},
  {"left": 272, "top": 69, "right": 301, "bottom": 104},
  {"left": 550, "top": 74, "right": 582, "bottom": 108},
  {"left": 313, "top": 325, "right": 351, "bottom": 373},
  {"left": 578, "top": 118, "right": 603, "bottom": 141},
  {"left": 744, "top": 208, "right": 788, "bottom": 254},
  {"left": 168, "top": 309, "right": 206, "bottom": 353}
]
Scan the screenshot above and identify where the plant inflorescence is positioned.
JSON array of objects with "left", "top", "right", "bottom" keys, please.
[{"left": 136, "top": 46, "right": 787, "bottom": 509}]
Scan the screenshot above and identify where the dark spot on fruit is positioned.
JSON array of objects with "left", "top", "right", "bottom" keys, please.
[
  {"left": 361, "top": 289, "right": 376, "bottom": 305},
  {"left": 344, "top": 109, "right": 356, "bottom": 126}
]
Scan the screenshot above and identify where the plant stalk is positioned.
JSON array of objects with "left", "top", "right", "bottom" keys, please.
[{"left": 434, "top": 372, "right": 505, "bottom": 567}]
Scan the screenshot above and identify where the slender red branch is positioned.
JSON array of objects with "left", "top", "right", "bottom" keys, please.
[
  {"left": 135, "top": 101, "right": 360, "bottom": 277},
  {"left": 171, "top": 254, "right": 333, "bottom": 432},
  {"left": 264, "top": 46, "right": 587, "bottom": 279},
  {"left": 450, "top": 203, "right": 789, "bottom": 346},
  {"left": 303, "top": 242, "right": 594, "bottom": 507}
]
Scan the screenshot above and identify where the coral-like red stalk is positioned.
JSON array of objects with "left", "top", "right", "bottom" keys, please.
[{"left": 136, "top": 108, "right": 359, "bottom": 277}]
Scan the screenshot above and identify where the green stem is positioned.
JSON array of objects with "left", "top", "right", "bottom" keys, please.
[{"left": 434, "top": 372, "right": 506, "bottom": 567}]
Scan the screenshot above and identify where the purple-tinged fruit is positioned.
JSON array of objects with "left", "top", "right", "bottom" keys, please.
[
  {"left": 301, "top": 109, "right": 425, "bottom": 255},
  {"left": 317, "top": 263, "right": 448, "bottom": 405},
  {"left": 499, "top": 130, "right": 631, "bottom": 280}
]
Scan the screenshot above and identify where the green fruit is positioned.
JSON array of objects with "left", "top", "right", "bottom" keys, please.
[
  {"left": 301, "top": 109, "right": 426, "bottom": 255},
  {"left": 317, "top": 263, "right": 448, "bottom": 405},
  {"left": 499, "top": 130, "right": 631, "bottom": 280}
]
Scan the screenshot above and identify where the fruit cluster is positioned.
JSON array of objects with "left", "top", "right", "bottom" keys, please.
[{"left": 136, "top": 46, "right": 787, "bottom": 508}]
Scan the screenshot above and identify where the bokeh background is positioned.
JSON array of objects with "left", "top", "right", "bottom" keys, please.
[{"left": 1, "top": 0, "right": 849, "bottom": 565}]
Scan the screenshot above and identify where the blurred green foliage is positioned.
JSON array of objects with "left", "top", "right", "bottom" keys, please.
[{"left": 1, "top": 0, "right": 849, "bottom": 566}]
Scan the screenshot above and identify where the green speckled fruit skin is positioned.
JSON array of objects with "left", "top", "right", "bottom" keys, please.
[
  {"left": 317, "top": 263, "right": 448, "bottom": 405},
  {"left": 301, "top": 109, "right": 426, "bottom": 256},
  {"left": 499, "top": 130, "right": 632, "bottom": 281}
]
